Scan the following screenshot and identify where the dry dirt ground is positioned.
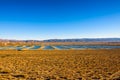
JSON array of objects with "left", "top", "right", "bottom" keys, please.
[{"left": 0, "top": 49, "right": 120, "bottom": 80}]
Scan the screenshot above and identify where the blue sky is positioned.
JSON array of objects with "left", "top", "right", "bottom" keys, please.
[{"left": 0, "top": 0, "right": 120, "bottom": 40}]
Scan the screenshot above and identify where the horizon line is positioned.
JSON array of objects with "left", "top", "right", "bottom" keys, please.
[{"left": 0, "top": 37, "right": 120, "bottom": 41}]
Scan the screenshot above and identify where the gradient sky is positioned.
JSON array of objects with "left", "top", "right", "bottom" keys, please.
[{"left": 0, "top": 0, "right": 120, "bottom": 40}]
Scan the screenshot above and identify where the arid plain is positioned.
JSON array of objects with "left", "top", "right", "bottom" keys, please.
[{"left": 0, "top": 49, "right": 120, "bottom": 80}]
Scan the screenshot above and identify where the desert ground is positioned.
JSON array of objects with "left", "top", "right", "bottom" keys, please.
[
  {"left": 0, "top": 49, "right": 120, "bottom": 80},
  {"left": 0, "top": 42, "right": 120, "bottom": 46}
]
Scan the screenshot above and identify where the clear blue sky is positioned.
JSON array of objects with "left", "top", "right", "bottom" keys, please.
[{"left": 0, "top": 0, "right": 120, "bottom": 40}]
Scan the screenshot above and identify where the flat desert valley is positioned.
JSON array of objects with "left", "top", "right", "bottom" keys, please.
[
  {"left": 0, "top": 0, "right": 120, "bottom": 79},
  {"left": 0, "top": 49, "right": 120, "bottom": 80}
]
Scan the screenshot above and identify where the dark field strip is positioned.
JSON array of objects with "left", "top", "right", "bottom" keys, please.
[
  {"left": 0, "top": 49, "right": 120, "bottom": 80},
  {"left": 1, "top": 45, "right": 120, "bottom": 50}
]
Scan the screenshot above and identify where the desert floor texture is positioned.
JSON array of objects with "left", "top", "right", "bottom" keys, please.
[{"left": 0, "top": 49, "right": 120, "bottom": 80}]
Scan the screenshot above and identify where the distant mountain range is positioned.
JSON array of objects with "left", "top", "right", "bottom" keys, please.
[
  {"left": 0, "top": 38, "right": 120, "bottom": 42},
  {"left": 43, "top": 38, "right": 120, "bottom": 42}
]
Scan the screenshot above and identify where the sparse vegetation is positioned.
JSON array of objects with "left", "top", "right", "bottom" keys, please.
[
  {"left": 0, "top": 41, "right": 120, "bottom": 46},
  {"left": 0, "top": 49, "right": 120, "bottom": 80}
]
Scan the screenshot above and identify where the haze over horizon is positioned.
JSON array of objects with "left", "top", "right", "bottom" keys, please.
[{"left": 0, "top": 0, "right": 120, "bottom": 40}]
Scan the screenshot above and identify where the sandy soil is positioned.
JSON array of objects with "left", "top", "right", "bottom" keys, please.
[{"left": 0, "top": 49, "right": 120, "bottom": 80}]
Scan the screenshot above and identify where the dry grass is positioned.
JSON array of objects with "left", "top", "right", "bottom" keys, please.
[
  {"left": 0, "top": 49, "right": 120, "bottom": 80},
  {"left": 1, "top": 42, "right": 120, "bottom": 46}
]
